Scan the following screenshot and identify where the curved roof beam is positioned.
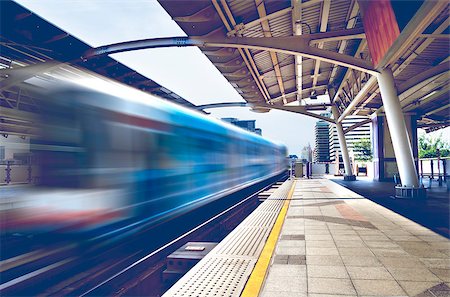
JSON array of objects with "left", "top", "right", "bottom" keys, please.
[
  {"left": 194, "top": 102, "right": 249, "bottom": 110},
  {"left": 253, "top": 103, "right": 335, "bottom": 123},
  {"left": 83, "top": 31, "right": 376, "bottom": 75},
  {"left": 193, "top": 101, "right": 334, "bottom": 123}
]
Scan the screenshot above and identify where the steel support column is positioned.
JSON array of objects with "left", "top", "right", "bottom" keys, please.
[
  {"left": 377, "top": 68, "right": 424, "bottom": 197},
  {"left": 331, "top": 105, "right": 355, "bottom": 180}
]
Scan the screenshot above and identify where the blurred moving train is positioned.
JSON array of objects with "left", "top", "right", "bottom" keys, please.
[{"left": 1, "top": 66, "right": 287, "bottom": 237}]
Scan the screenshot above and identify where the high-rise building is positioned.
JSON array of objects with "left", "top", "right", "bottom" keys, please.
[
  {"left": 314, "top": 113, "right": 331, "bottom": 162},
  {"left": 329, "top": 115, "right": 371, "bottom": 162}
]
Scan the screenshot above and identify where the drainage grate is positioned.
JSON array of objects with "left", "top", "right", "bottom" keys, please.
[{"left": 167, "top": 257, "right": 255, "bottom": 297}]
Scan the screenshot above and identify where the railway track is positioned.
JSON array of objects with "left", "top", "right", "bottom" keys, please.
[{"left": 0, "top": 174, "right": 286, "bottom": 296}]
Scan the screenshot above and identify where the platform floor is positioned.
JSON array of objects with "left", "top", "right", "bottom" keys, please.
[{"left": 259, "top": 178, "right": 450, "bottom": 297}]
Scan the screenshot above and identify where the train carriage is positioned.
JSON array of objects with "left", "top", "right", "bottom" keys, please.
[{"left": 1, "top": 68, "right": 287, "bottom": 237}]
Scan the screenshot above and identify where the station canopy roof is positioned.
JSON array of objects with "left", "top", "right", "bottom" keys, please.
[
  {"left": 0, "top": 1, "right": 195, "bottom": 114},
  {"left": 158, "top": 0, "right": 449, "bottom": 132}
]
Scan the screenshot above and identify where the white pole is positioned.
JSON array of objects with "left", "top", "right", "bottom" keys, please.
[
  {"left": 331, "top": 106, "right": 354, "bottom": 177},
  {"left": 377, "top": 68, "right": 419, "bottom": 187}
]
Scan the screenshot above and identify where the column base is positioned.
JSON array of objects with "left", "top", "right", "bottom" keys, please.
[
  {"left": 395, "top": 185, "right": 427, "bottom": 199},
  {"left": 344, "top": 175, "right": 356, "bottom": 181}
]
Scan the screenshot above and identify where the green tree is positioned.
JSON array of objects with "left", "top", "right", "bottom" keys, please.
[
  {"left": 418, "top": 133, "right": 450, "bottom": 158},
  {"left": 353, "top": 138, "right": 372, "bottom": 161}
]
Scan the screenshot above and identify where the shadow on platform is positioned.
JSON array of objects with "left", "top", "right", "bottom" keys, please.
[{"left": 329, "top": 176, "right": 450, "bottom": 239}]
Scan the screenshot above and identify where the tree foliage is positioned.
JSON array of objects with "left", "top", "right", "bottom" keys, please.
[
  {"left": 353, "top": 138, "right": 372, "bottom": 162},
  {"left": 418, "top": 133, "right": 450, "bottom": 158}
]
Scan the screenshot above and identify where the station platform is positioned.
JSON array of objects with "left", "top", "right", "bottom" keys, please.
[{"left": 163, "top": 178, "right": 450, "bottom": 297}]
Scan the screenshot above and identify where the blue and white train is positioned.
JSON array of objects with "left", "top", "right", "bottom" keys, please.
[{"left": 2, "top": 68, "right": 287, "bottom": 236}]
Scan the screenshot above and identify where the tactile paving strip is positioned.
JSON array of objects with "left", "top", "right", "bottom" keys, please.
[{"left": 163, "top": 179, "right": 293, "bottom": 297}]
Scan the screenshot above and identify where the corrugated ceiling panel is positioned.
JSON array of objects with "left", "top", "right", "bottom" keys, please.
[
  {"left": 283, "top": 78, "right": 296, "bottom": 93},
  {"left": 328, "top": 0, "right": 352, "bottom": 31},
  {"left": 280, "top": 63, "right": 295, "bottom": 81},
  {"left": 254, "top": 51, "right": 273, "bottom": 73},
  {"left": 301, "top": 3, "right": 321, "bottom": 34},
  {"left": 267, "top": 83, "right": 281, "bottom": 96},
  {"left": 419, "top": 39, "right": 450, "bottom": 63},
  {"left": 243, "top": 24, "right": 265, "bottom": 37},
  {"left": 227, "top": 0, "right": 257, "bottom": 22},
  {"left": 268, "top": 14, "right": 293, "bottom": 37},
  {"left": 276, "top": 53, "right": 294, "bottom": 68}
]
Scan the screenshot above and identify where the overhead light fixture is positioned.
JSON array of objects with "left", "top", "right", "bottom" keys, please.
[{"left": 310, "top": 90, "right": 317, "bottom": 99}]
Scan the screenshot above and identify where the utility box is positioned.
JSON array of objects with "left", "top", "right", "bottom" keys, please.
[
  {"left": 295, "top": 162, "right": 303, "bottom": 177},
  {"left": 163, "top": 242, "right": 218, "bottom": 284}
]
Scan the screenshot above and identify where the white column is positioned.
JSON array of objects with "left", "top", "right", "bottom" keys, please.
[
  {"left": 331, "top": 106, "right": 354, "bottom": 177},
  {"left": 377, "top": 68, "right": 419, "bottom": 187}
]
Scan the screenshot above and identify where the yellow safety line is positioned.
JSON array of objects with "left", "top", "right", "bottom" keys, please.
[{"left": 241, "top": 180, "right": 296, "bottom": 297}]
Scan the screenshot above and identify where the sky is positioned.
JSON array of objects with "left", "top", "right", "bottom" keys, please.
[
  {"left": 15, "top": 0, "right": 317, "bottom": 156},
  {"left": 14, "top": 0, "right": 450, "bottom": 156}
]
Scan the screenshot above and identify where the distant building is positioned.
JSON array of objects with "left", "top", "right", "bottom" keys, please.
[
  {"left": 221, "top": 118, "right": 262, "bottom": 135},
  {"left": 329, "top": 116, "right": 371, "bottom": 162},
  {"left": 314, "top": 113, "right": 331, "bottom": 162},
  {"left": 301, "top": 143, "right": 313, "bottom": 162}
]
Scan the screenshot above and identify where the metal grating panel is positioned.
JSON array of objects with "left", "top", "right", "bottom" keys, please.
[
  {"left": 163, "top": 179, "right": 293, "bottom": 297},
  {"left": 239, "top": 210, "right": 279, "bottom": 228},
  {"left": 167, "top": 257, "right": 255, "bottom": 297},
  {"left": 214, "top": 227, "right": 270, "bottom": 257}
]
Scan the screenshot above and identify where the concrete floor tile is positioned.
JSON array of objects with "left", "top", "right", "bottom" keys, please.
[
  {"left": 306, "top": 255, "right": 344, "bottom": 266},
  {"left": 352, "top": 279, "right": 406, "bottom": 296},
  {"left": 306, "top": 247, "right": 339, "bottom": 256},
  {"left": 370, "top": 248, "right": 409, "bottom": 257},
  {"left": 332, "top": 235, "right": 362, "bottom": 241},
  {"left": 283, "top": 225, "right": 305, "bottom": 232},
  {"left": 330, "top": 229, "right": 357, "bottom": 235},
  {"left": 355, "top": 230, "right": 385, "bottom": 236},
  {"left": 430, "top": 268, "right": 450, "bottom": 282},
  {"left": 420, "top": 258, "right": 450, "bottom": 269},
  {"left": 428, "top": 242, "right": 450, "bottom": 249},
  {"left": 398, "top": 281, "right": 442, "bottom": 296},
  {"left": 365, "top": 241, "right": 400, "bottom": 248},
  {"left": 335, "top": 240, "right": 365, "bottom": 248},
  {"left": 308, "top": 265, "right": 349, "bottom": 279},
  {"left": 346, "top": 266, "right": 393, "bottom": 280},
  {"left": 387, "top": 267, "right": 440, "bottom": 281},
  {"left": 260, "top": 290, "right": 306, "bottom": 297},
  {"left": 341, "top": 256, "right": 382, "bottom": 267},
  {"left": 277, "top": 240, "right": 305, "bottom": 248},
  {"left": 338, "top": 247, "right": 374, "bottom": 256},
  {"left": 306, "top": 225, "right": 329, "bottom": 230},
  {"left": 360, "top": 235, "right": 391, "bottom": 241},
  {"left": 380, "top": 230, "right": 412, "bottom": 236},
  {"left": 327, "top": 225, "right": 354, "bottom": 230},
  {"left": 308, "top": 295, "right": 356, "bottom": 297},
  {"left": 305, "top": 229, "right": 331, "bottom": 235},
  {"left": 419, "top": 235, "right": 449, "bottom": 242},
  {"left": 263, "top": 275, "right": 307, "bottom": 293},
  {"left": 276, "top": 246, "right": 305, "bottom": 255},
  {"left": 403, "top": 248, "right": 448, "bottom": 259},
  {"left": 306, "top": 240, "right": 336, "bottom": 248},
  {"left": 305, "top": 234, "right": 334, "bottom": 241},
  {"left": 281, "top": 229, "right": 305, "bottom": 236},
  {"left": 388, "top": 235, "right": 422, "bottom": 241},
  {"left": 269, "top": 264, "right": 306, "bottom": 277},
  {"left": 378, "top": 256, "right": 426, "bottom": 268},
  {"left": 397, "top": 241, "right": 432, "bottom": 249},
  {"left": 308, "top": 277, "right": 356, "bottom": 295}
]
